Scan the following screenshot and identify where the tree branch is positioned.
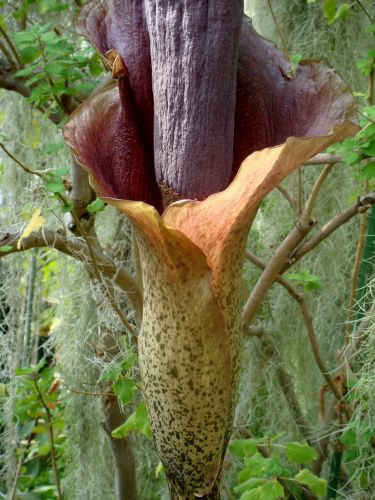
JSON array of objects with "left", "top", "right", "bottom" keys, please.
[
  {"left": 242, "top": 213, "right": 316, "bottom": 325},
  {"left": 303, "top": 153, "right": 342, "bottom": 165},
  {"left": 245, "top": 251, "right": 346, "bottom": 406},
  {"left": 69, "top": 156, "right": 95, "bottom": 218},
  {"left": 291, "top": 193, "right": 375, "bottom": 264},
  {"left": 304, "top": 164, "right": 335, "bottom": 217},
  {"left": 0, "top": 227, "right": 143, "bottom": 323},
  {"left": 276, "top": 184, "right": 295, "bottom": 212},
  {"left": 0, "top": 67, "right": 31, "bottom": 97},
  {"left": 33, "top": 377, "right": 62, "bottom": 500},
  {"left": 0, "top": 25, "right": 21, "bottom": 66}
]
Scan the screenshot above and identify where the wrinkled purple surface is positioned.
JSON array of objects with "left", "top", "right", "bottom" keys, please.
[
  {"left": 68, "top": 1, "right": 355, "bottom": 207},
  {"left": 63, "top": 80, "right": 162, "bottom": 209},
  {"left": 144, "top": 0, "right": 243, "bottom": 198}
]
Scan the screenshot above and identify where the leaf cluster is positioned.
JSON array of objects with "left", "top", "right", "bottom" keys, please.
[
  {"left": 229, "top": 437, "right": 326, "bottom": 499},
  {"left": 6, "top": 363, "right": 66, "bottom": 498}
]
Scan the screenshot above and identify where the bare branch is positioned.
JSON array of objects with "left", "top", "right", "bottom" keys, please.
[
  {"left": 0, "top": 42, "right": 17, "bottom": 71},
  {"left": 0, "top": 142, "right": 43, "bottom": 178},
  {"left": 303, "top": 153, "right": 342, "bottom": 165},
  {"left": 267, "top": 0, "right": 290, "bottom": 60},
  {"left": 0, "top": 227, "right": 143, "bottom": 322},
  {"left": 291, "top": 193, "right": 375, "bottom": 263},
  {"left": 69, "top": 156, "right": 95, "bottom": 217},
  {"left": 242, "top": 213, "right": 316, "bottom": 325},
  {"left": 245, "top": 251, "right": 349, "bottom": 410},
  {"left": 33, "top": 377, "right": 62, "bottom": 500},
  {"left": 304, "top": 163, "right": 335, "bottom": 217},
  {"left": 345, "top": 211, "right": 367, "bottom": 341},
  {"left": 276, "top": 184, "right": 295, "bottom": 212},
  {"left": 0, "top": 25, "right": 21, "bottom": 66},
  {"left": 0, "top": 69, "right": 31, "bottom": 97}
]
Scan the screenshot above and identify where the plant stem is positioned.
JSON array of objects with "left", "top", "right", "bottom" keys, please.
[
  {"left": 0, "top": 25, "right": 21, "bottom": 66},
  {"left": 242, "top": 213, "right": 316, "bottom": 325},
  {"left": 33, "top": 377, "right": 62, "bottom": 500},
  {"left": 245, "top": 251, "right": 346, "bottom": 409},
  {"left": 344, "top": 210, "right": 367, "bottom": 341},
  {"left": 22, "top": 250, "right": 38, "bottom": 367},
  {"left": 291, "top": 194, "right": 375, "bottom": 263},
  {"left": 304, "top": 164, "right": 335, "bottom": 217},
  {"left": 8, "top": 419, "right": 37, "bottom": 500},
  {"left": 0, "top": 142, "right": 44, "bottom": 178},
  {"left": 0, "top": 143, "right": 141, "bottom": 337},
  {"left": 266, "top": 0, "right": 290, "bottom": 60},
  {"left": 276, "top": 184, "right": 295, "bottom": 212},
  {"left": 356, "top": 0, "right": 374, "bottom": 23}
]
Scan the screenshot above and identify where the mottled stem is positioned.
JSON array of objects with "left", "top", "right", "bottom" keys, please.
[{"left": 167, "top": 476, "right": 221, "bottom": 500}]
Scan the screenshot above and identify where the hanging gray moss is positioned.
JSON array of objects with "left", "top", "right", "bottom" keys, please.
[
  {"left": 246, "top": 0, "right": 374, "bottom": 92},
  {"left": 52, "top": 263, "right": 117, "bottom": 499},
  {"left": 238, "top": 3, "right": 375, "bottom": 497},
  {"left": 343, "top": 278, "right": 375, "bottom": 497},
  {"left": 238, "top": 167, "right": 358, "bottom": 434}
]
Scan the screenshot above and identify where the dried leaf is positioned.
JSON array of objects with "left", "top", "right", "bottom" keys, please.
[{"left": 17, "top": 209, "right": 45, "bottom": 249}]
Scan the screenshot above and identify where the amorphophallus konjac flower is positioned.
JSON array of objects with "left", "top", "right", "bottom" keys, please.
[{"left": 63, "top": 0, "right": 358, "bottom": 497}]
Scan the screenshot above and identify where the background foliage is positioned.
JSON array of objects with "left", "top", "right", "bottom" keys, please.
[{"left": 1, "top": 0, "right": 375, "bottom": 499}]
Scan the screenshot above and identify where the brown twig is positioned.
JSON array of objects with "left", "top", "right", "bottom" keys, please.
[
  {"left": 245, "top": 251, "right": 345, "bottom": 406},
  {"left": 304, "top": 164, "right": 335, "bottom": 217},
  {"left": 344, "top": 211, "right": 367, "bottom": 341},
  {"left": 276, "top": 184, "right": 295, "bottom": 212},
  {"left": 303, "top": 153, "right": 342, "bottom": 165},
  {"left": 33, "top": 377, "right": 62, "bottom": 500},
  {"left": 0, "top": 25, "right": 21, "bottom": 66},
  {"left": 242, "top": 162, "right": 340, "bottom": 325},
  {"left": 291, "top": 194, "right": 375, "bottom": 264},
  {"left": 8, "top": 418, "right": 38, "bottom": 500},
  {"left": 242, "top": 213, "right": 316, "bottom": 325},
  {"left": 0, "top": 144, "right": 142, "bottom": 335},
  {"left": 0, "top": 40, "right": 17, "bottom": 71},
  {"left": 0, "top": 227, "right": 143, "bottom": 319},
  {"left": 296, "top": 169, "right": 303, "bottom": 216},
  {"left": 0, "top": 142, "right": 43, "bottom": 178},
  {"left": 60, "top": 379, "right": 114, "bottom": 398},
  {"left": 356, "top": 0, "right": 374, "bottom": 23},
  {"left": 266, "top": 0, "right": 290, "bottom": 60},
  {"left": 66, "top": 202, "right": 138, "bottom": 342}
]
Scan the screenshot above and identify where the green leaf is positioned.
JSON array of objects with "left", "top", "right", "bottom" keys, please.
[
  {"left": 45, "top": 182, "right": 65, "bottom": 194},
  {"left": 62, "top": 202, "right": 74, "bottom": 214},
  {"left": 285, "top": 442, "right": 318, "bottom": 464},
  {"left": 340, "top": 428, "right": 357, "bottom": 447},
  {"left": 287, "top": 54, "right": 303, "bottom": 77},
  {"left": 335, "top": 4, "right": 350, "bottom": 21},
  {"left": 363, "top": 142, "right": 375, "bottom": 157},
  {"left": 295, "top": 469, "right": 327, "bottom": 496},
  {"left": 358, "top": 161, "right": 375, "bottom": 180},
  {"left": 0, "top": 245, "right": 13, "bottom": 253},
  {"left": 356, "top": 58, "right": 374, "bottom": 77},
  {"left": 323, "top": 0, "right": 337, "bottom": 22},
  {"left": 234, "top": 478, "right": 266, "bottom": 494},
  {"left": 239, "top": 453, "right": 273, "bottom": 482},
  {"left": 113, "top": 377, "right": 137, "bottom": 405},
  {"left": 19, "top": 420, "right": 36, "bottom": 439},
  {"left": 240, "top": 480, "right": 284, "bottom": 500},
  {"left": 43, "top": 142, "right": 65, "bottom": 154},
  {"left": 155, "top": 461, "right": 164, "bottom": 478},
  {"left": 87, "top": 198, "right": 106, "bottom": 214},
  {"left": 285, "top": 270, "right": 322, "bottom": 292},
  {"left": 112, "top": 401, "right": 152, "bottom": 439},
  {"left": 229, "top": 439, "right": 258, "bottom": 458},
  {"left": 120, "top": 349, "right": 138, "bottom": 371}
]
